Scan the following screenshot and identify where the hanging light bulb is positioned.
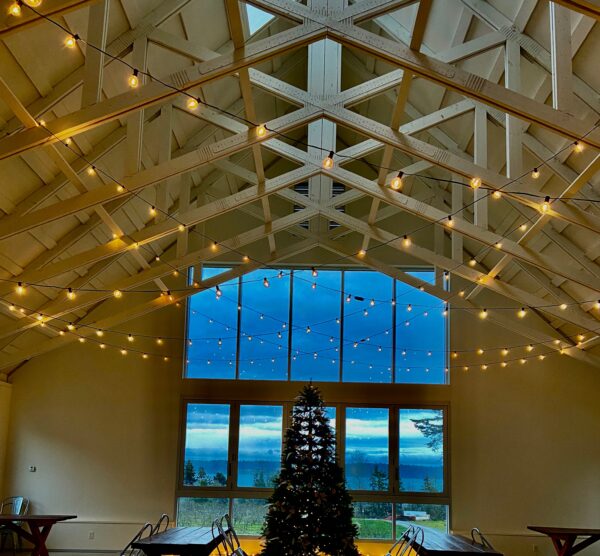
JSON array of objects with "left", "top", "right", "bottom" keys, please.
[
  {"left": 186, "top": 97, "right": 199, "bottom": 110},
  {"left": 323, "top": 151, "right": 335, "bottom": 169},
  {"left": 407, "top": 304, "right": 412, "bottom": 312},
  {"left": 346, "top": 294, "right": 352, "bottom": 303},
  {"left": 560, "top": 303, "right": 567, "bottom": 310},
  {"left": 128, "top": 334, "right": 134, "bottom": 342},
  {"left": 86, "top": 166, "right": 96, "bottom": 177},
  {"left": 178, "top": 224, "right": 185, "bottom": 232},
  {"left": 8, "top": 2, "right": 22, "bottom": 16},
  {"left": 402, "top": 235, "right": 411, "bottom": 248},
  {"left": 263, "top": 277, "right": 270, "bottom": 288},
  {"left": 149, "top": 205, "right": 157, "bottom": 216},
  {"left": 518, "top": 307, "right": 527, "bottom": 318},
  {"left": 531, "top": 168, "right": 540, "bottom": 179},
  {"left": 573, "top": 141, "right": 584, "bottom": 153},
  {"left": 538, "top": 354, "right": 546, "bottom": 361},
  {"left": 113, "top": 289, "right": 122, "bottom": 298},
  {"left": 358, "top": 249, "right": 366, "bottom": 257},
  {"left": 501, "top": 348, "right": 509, "bottom": 356},
  {"left": 306, "top": 326, "right": 311, "bottom": 334},
  {"left": 78, "top": 337, "right": 85, "bottom": 343},
  {"left": 67, "top": 287, "right": 76, "bottom": 300},
  {"left": 24, "top": 0, "right": 42, "bottom": 6},
  {"left": 442, "top": 303, "right": 449, "bottom": 317},
  {"left": 390, "top": 171, "right": 404, "bottom": 190},
  {"left": 447, "top": 215, "right": 454, "bottom": 227},
  {"left": 311, "top": 282, "right": 317, "bottom": 290},
  {"left": 120, "top": 349, "right": 127, "bottom": 356},
  {"left": 500, "top": 361, "right": 507, "bottom": 368},
  {"left": 256, "top": 124, "right": 267, "bottom": 137},
  {"left": 481, "top": 365, "right": 488, "bottom": 371},
  {"left": 443, "top": 271, "right": 449, "bottom": 281},
  {"left": 470, "top": 176, "right": 482, "bottom": 189},
  {"left": 16, "top": 282, "right": 25, "bottom": 295},
  {"left": 277, "top": 271, "right": 283, "bottom": 279},
  {"left": 311, "top": 267, "right": 318, "bottom": 277},
  {"left": 519, "top": 223, "right": 528, "bottom": 232},
  {"left": 477, "top": 348, "right": 484, "bottom": 355},
  {"left": 215, "top": 286, "right": 222, "bottom": 299},
  {"left": 479, "top": 308, "right": 488, "bottom": 319},
  {"left": 492, "top": 190, "right": 502, "bottom": 199},
  {"left": 363, "top": 309, "right": 368, "bottom": 317},
  {"left": 64, "top": 35, "right": 77, "bottom": 48},
  {"left": 128, "top": 69, "right": 139, "bottom": 88},
  {"left": 541, "top": 195, "right": 551, "bottom": 213},
  {"left": 595, "top": 300, "right": 600, "bottom": 310},
  {"left": 458, "top": 290, "right": 465, "bottom": 298},
  {"left": 526, "top": 344, "right": 534, "bottom": 352},
  {"left": 8, "top": 304, "right": 15, "bottom": 312},
  {"left": 67, "top": 323, "right": 75, "bottom": 331},
  {"left": 520, "top": 358, "right": 526, "bottom": 365},
  {"left": 468, "top": 257, "right": 477, "bottom": 267},
  {"left": 370, "top": 298, "right": 375, "bottom": 307}
]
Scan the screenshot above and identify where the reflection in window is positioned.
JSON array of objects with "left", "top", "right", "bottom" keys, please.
[
  {"left": 399, "top": 409, "right": 444, "bottom": 493},
  {"left": 246, "top": 4, "right": 274, "bottom": 34},
  {"left": 395, "top": 271, "right": 447, "bottom": 384},
  {"left": 353, "top": 502, "right": 393, "bottom": 539},
  {"left": 291, "top": 270, "right": 341, "bottom": 382},
  {"left": 343, "top": 271, "right": 393, "bottom": 382},
  {"left": 238, "top": 406, "right": 283, "bottom": 487},
  {"left": 177, "top": 498, "right": 229, "bottom": 527},
  {"left": 396, "top": 503, "right": 448, "bottom": 533},
  {"left": 345, "top": 408, "right": 389, "bottom": 491},
  {"left": 186, "top": 267, "right": 237, "bottom": 379},
  {"left": 184, "top": 404, "right": 230, "bottom": 487},
  {"left": 239, "top": 270, "right": 290, "bottom": 380},
  {"left": 233, "top": 498, "right": 268, "bottom": 535}
]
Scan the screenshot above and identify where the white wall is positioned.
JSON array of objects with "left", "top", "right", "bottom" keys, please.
[
  {"left": 3, "top": 305, "right": 600, "bottom": 556},
  {"left": 0, "top": 380, "right": 12, "bottom": 498}
]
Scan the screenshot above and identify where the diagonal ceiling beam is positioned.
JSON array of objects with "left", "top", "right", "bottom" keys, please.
[{"left": 550, "top": 0, "right": 600, "bottom": 19}]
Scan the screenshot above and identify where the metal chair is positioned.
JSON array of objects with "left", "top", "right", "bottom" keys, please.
[
  {"left": 471, "top": 528, "right": 497, "bottom": 552},
  {"left": 152, "top": 514, "right": 170, "bottom": 535},
  {"left": 0, "top": 496, "right": 30, "bottom": 555},
  {"left": 386, "top": 525, "right": 425, "bottom": 556},
  {"left": 119, "top": 522, "right": 154, "bottom": 556},
  {"left": 211, "top": 514, "right": 247, "bottom": 556}
]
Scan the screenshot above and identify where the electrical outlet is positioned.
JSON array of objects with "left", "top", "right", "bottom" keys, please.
[
  {"left": 28, "top": 465, "right": 36, "bottom": 472},
  {"left": 88, "top": 532, "right": 95, "bottom": 540}
]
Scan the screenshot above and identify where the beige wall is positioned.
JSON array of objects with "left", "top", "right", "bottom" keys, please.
[
  {"left": 3, "top": 302, "right": 600, "bottom": 556},
  {"left": 0, "top": 380, "right": 12, "bottom": 498}
]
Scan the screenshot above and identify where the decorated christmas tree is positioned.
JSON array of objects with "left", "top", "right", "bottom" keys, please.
[{"left": 261, "top": 385, "right": 359, "bottom": 556}]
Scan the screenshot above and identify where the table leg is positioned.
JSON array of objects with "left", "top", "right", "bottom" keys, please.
[{"left": 28, "top": 521, "right": 53, "bottom": 556}]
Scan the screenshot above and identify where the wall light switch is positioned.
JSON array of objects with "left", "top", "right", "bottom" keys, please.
[{"left": 28, "top": 465, "right": 36, "bottom": 472}]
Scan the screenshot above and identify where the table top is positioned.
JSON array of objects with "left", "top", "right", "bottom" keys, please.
[
  {"left": 528, "top": 527, "right": 600, "bottom": 537},
  {"left": 132, "top": 526, "right": 223, "bottom": 553},
  {"left": 411, "top": 527, "right": 503, "bottom": 556},
  {"left": 0, "top": 515, "right": 76, "bottom": 523}
]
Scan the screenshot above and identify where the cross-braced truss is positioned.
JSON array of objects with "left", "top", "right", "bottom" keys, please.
[{"left": 0, "top": 0, "right": 598, "bottom": 375}]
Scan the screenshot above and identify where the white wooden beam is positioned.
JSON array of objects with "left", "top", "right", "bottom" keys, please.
[
  {"left": 549, "top": 1, "right": 574, "bottom": 112},
  {"left": 81, "top": 0, "right": 110, "bottom": 108}
]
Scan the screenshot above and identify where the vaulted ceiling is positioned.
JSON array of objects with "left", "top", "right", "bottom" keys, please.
[{"left": 0, "top": 0, "right": 598, "bottom": 374}]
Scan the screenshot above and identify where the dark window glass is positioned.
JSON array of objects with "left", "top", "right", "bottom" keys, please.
[
  {"left": 186, "top": 267, "right": 238, "bottom": 378},
  {"left": 345, "top": 407, "right": 389, "bottom": 491},
  {"left": 239, "top": 269, "right": 290, "bottom": 380},
  {"left": 395, "top": 271, "right": 447, "bottom": 384},
  {"left": 399, "top": 409, "right": 444, "bottom": 493},
  {"left": 343, "top": 271, "right": 393, "bottom": 382},
  {"left": 238, "top": 405, "right": 283, "bottom": 487},
  {"left": 183, "top": 404, "right": 230, "bottom": 487},
  {"left": 291, "top": 270, "right": 341, "bottom": 381}
]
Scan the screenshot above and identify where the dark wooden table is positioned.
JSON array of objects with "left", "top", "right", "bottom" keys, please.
[
  {"left": 528, "top": 526, "right": 600, "bottom": 556},
  {"left": 407, "top": 526, "right": 503, "bottom": 556},
  {"left": 132, "top": 526, "right": 226, "bottom": 556},
  {"left": 0, "top": 514, "right": 76, "bottom": 556}
]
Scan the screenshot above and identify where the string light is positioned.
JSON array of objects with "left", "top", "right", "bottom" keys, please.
[
  {"left": 67, "top": 288, "right": 76, "bottom": 300},
  {"left": 518, "top": 307, "right": 527, "bottom": 318},
  {"left": 407, "top": 304, "right": 412, "bottom": 312},
  {"left": 178, "top": 224, "right": 185, "bottom": 232},
  {"left": 479, "top": 308, "right": 488, "bottom": 319},
  {"left": 519, "top": 223, "right": 528, "bottom": 232},
  {"left": 16, "top": 282, "right": 25, "bottom": 295},
  {"left": 370, "top": 298, "right": 375, "bottom": 307},
  {"left": 256, "top": 124, "right": 267, "bottom": 137},
  {"left": 8, "top": 2, "right": 22, "bottom": 16},
  {"left": 468, "top": 258, "right": 476, "bottom": 267},
  {"left": 573, "top": 141, "right": 584, "bottom": 153},
  {"left": 492, "top": 190, "right": 502, "bottom": 199},
  {"left": 186, "top": 97, "right": 199, "bottom": 110},
  {"left": 113, "top": 289, "right": 122, "bottom": 298},
  {"left": 87, "top": 166, "right": 96, "bottom": 176},
  {"left": 149, "top": 206, "right": 157, "bottom": 216},
  {"left": 502, "top": 348, "right": 509, "bottom": 356},
  {"left": 322, "top": 151, "right": 335, "bottom": 169},
  {"left": 531, "top": 168, "right": 540, "bottom": 179},
  {"left": 446, "top": 215, "right": 454, "bottom": 227},
  {"left": 390, "top": 171, "right": 404, "bottom": 190},
  {"left": 470, "top": 177, "right": 481, "bottom": 189},
  {"left": 263, "top": 277, "right": 270, "bottom": 288},
  {"left": 128, "top": 69, "right": 139, "bottom": 88},
  {"left": 128, "top": 334, "right": 134, "bottom": 342},
  {"left": 96, "top": 330, "right": 104, "bottom": 337},
  {"left": 560, "top": 303, "right": 567, "bottom": 310},
  {"left": 311, "top": 267, "right": 318, "bottom": 277},
  {"left": 541, "top": 195, "right": 551, "bottom": 213},
  {"left": 156, "top": 338, "right": 163, "bottom": 345},
  {"left": 402, "top": 235, "right": 411, "bottom": 248},
  {"left": 64, "top": 35, "right": 77, "bottom": 48}
]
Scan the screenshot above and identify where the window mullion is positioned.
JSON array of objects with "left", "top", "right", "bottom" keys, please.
[
  {"left": 229, "top": 403, "right": 240, "bottom": 490},
  {"left": 390, "top": 406, "right": 399, "bottom": 496}
]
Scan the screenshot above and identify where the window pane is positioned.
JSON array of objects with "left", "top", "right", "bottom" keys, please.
[
  {"left": 176, "top": 497, "right": 229, "bottom": 526},
  {"left": 345, "top": 408, "right": 389, "bottom": 491},
  {"left": 343, "top": 271, "right": 393, "bottom": 382},
  {"left": 396, "top": 504, "right": 448, "bottom": 533},
  {"left": 399, "top": 409, "right": 444, "bottom": 493},
  {"left": 184, "top": 404, "right": 230, "bottom": 487},
  {"left": 186, "top": 267, "right": 238, "bottom": 378},
  {"left": 238, "top": 405, "right": 283, "bottom": 487},
  {"left": 239, "top": 269, "right": 290, "bottom": 380},
  {"left": 291, "top": 270, "right": 341, "bottom": 381},
  {"left": 395, "top": 271, "right": 447, "bottom": 384},
  {"left": 353, "top": 502, "right": 393, "bottom": 539},
  {"left": 233, "top": 498, "right": 268, "bottom": 535}
]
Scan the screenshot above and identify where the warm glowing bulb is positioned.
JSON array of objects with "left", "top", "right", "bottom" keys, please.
[
  {"left": 87, "top": 166, "right": 96, "bottom": 176},
  {"left": 573, "top": 141, "right": 584, "bottom": 153},
  {"left": 447, "top": 216, "right": 454, "bottom": 227},
  {"left": 311, "top": 267, "right": 318, "bottom": 277},
  {"left": 67, "top": 288, "right": 76, "bottom": 300},
  {"left": 128, "top": 71, "right": 139, "bottom": 88},
  {"left": 67, "top": 323, "right": 75, "bottom": 331},
  {"left": 256, "top": 124, "right": 267, "bottom": 137},
  {"left": 477, "top": 348, "right": 484, "bottom": 355},
  {"left": 502, "top": 348, "right": 509, "bottom": 356},
  {"left": 538, "top": 354, "right": 545, "bottom": 361},
  {"left": 501, "top": 361, "right": 507, "bottom": 368},
  {"left": 156, "top": 338, "right": 163, "bottom": 345},
  {"left": 149, "top": 205, "right": 157, "bottom": 216},
  {"left": 215, "top": 286, "right": 222, "bottom": 298},
  {"left": 481, "top": 365, "right": 488, "bottom": 370},
  {"left": 541, "top": 195, "right": 550, "bottom": 213},
  {"left": 96, "top": 330, "right": 104, "bottom": 337},
  {"left": 263, "top": 277, "right": 270, "bottom": 288},
  {"left": 560, "top": 303, "right": 567, "bottom": 310},
  {"left": 452, "top": 352, "right": 458, "bottom": 359},
  {"left": 113, "top": 289, "right": 122, "bottom": 298},
  {"left": 470, "top": 176, "right": 481, "bottom": 189},
  {"left": 495, "top": 242, "right": 502, "bottom": 249},
  {"left": 520, "top": 358, "right": 526, "bottom": 365},
  {"left": 492, "top": 190, "right": 502, "bottom": 199},
  {"left": 78, "top": 337, "right": 85, "bottom": 343},
  {"left": 8, "top": 2, "right": 21, "bottom": 16},
  {"left": 519, "top": 223, "right": 528, "bottom": 232},
  {"left": 468, "top": 258, "right": 476, "bottom": 267},
  {"left": 402, "top": 235, "right": 411, "bottom": 248},
  {"left": 595, "top": 300, "right": 600, "bottom": 310},
  {"left": 65, "top": 35, "right": 77, "bottom": 48},
  {"left": 242, "top": 255, "right": 250, "bottom": 263},
  {"left": 518, "top": 307, "right": 527, "bottom": 318},
  {"left": 323, "top": 151, "right": 334, "bottom": 169},
  {"left": 391, "top": 172, "right": 404, "bottom": 190},
  {"left": 531, "top": 168, "right": 540, "bottom": 179},
  {"left": 526, "top": 344, "right": 534, "bottom": 352},
  {"left": 211, "top": 241, "right": 218, "bottom": 251},
  {"left": 479, "top": 308, "right": 488, "bottom": 319},
  {"left": 187, "top": 97, "right": 199, "bottom": 110},
  {"left": 24, "top": 0, "right": 42, "bottom": 6},
  {"left": 142, "top": 353, "right": 148, "bottom": 359},
  {"left": 178, "top": 224, "right": 185, "bottom": 232},
  {"left": 16, "top": 282, "right": 25, "bottom": 295},
  {"left": 128, "top": 334, "right": 134, "bottom": 342},
  {"left": 358, "top": 249, "right": 366, "bottom": 257},
  {"left": 116, "top": 185, "right": 124, "bottom": 193},
  {"left": 121, "top": 349, "right": 127, "bottom": 355}
]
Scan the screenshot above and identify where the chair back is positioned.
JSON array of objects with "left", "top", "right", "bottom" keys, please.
[
  {"left": 386, "top": 525, "right": 425, "bottom": 556},
  {"left": 0, "top": 497, "right": 29, "bottom": 518},
  {"left": 152, "top": 514, "right": 170, "bottom": 535},
  {"left": 211, "top": 514, "right": 247, "bottom": 556},
  {"left": 471, "top": 528, "right": 496, "bottom": 552},
  {"left": 120, "top": 523, "right": 154, "bottom": 556}
]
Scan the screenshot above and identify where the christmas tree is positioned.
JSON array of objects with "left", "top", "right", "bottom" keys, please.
[{"left": 261, "top": 385, "right": 359, "bottom": 556}]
